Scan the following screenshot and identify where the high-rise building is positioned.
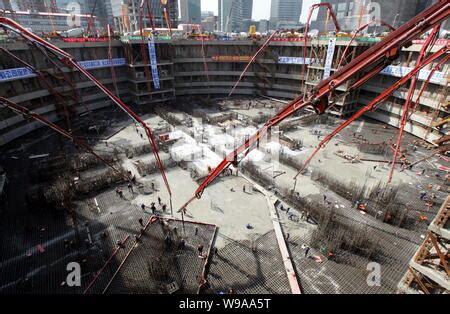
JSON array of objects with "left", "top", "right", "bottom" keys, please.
[
  {"left": 201, "top": 11, "right": 214, "bottom": 21},
  {"left": 311, "top": 0, "right": 434, "bottom": 33},
  {"left": 11, "top": 0, "right": 46, "bottom": 12},
  {"left": 241, "top": 0, "right": 253, "bottom": 20},
  {"left": 258, "top": 19, "right": 269, "bottom": 33},
  {"left": 54, "top": 0, "right": 112, "bottom": 29},
  {"left": 179, "top": 0, "right": 201, "bottom": 24},
  {"left": 218, "top": 0, "right": 241, "bottom": 32},
  {"left": 270, "top": 0, "right": 302, "bottom": 29},
  {"left": 1, "top": 0, "right": 12, "bottom": 10},
  {"left": 0, "top": 9, "right": 100, "bottom": 32},
  {"left": 110, "top": 0, "right": 178, "bottom": 33},
  {"left": 242, "top": 19, "right": 258, "bottom": 33},
  {"left": 201, "top": 15, "right": 218, "bottom": 32},
  {"left": 56, "top": 0, "right": 88, "bottom": 13},
  {"left": 218, "top": 0, "right": 252, "bottom": 32}
]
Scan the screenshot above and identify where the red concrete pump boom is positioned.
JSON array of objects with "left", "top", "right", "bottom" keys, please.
[
  {"left": 301, "top": 3, "right": 341, "bottom": 96},
  {"left": 0, "top": 97, "right": 127, "bottom": 180},
  {"left": 0, "top": 17, "right": 173, "bottom": 202},
  {"left": 179, "top": 0, "right": 449, "bottom": 211}
]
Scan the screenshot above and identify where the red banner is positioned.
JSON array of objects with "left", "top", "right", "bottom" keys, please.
[
  {"left": 62, "top": 38, "right": 110, "bottom": 43},
  {"left": 271, "top": 37, "right": 304, "bottom": 42},
  {"left": 211, "top": 55, "right": 252, "bottom": 62},
  {"left": 412, "top": 39, "right": 449, "bottom": 46}
]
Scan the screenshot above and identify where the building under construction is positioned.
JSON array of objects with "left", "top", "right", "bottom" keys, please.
[{"left": 0, "top": 1, "right": 448, "bottom": 295}]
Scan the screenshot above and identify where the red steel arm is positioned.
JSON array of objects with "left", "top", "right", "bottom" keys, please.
[
  {"left": 138, "top": 1, "right": 154, "bottom": 95},
  {"left": 0, "top": 17, "right": 173, "bottom": 199},
  {"left": 303, "top": 3, "right": 341, "bottom": 38},
  {"left": 0, "top": 97, "right": 128, "bottom": 180},
  {"left": 160, "top": 0, "right": 172, "bottom": 36},
  {"left": 387, "top": 25, "right": 440, "bottom": 183},
  {"left": 229, "top": 3, "right": 341, "bottom": 99},
  {"left": 178, "top": 1, "right": 449, "bottom": 211},
  {"left": 337, "top": 20, "right": 395, "bottom": 69},
  {"left": 140, "top": 0, "right": 156, "bottom": 32},
  {"left": 0, "top": 47, "right": 73, "bottom": 130},
  {"left": 87, "top": 0, "right": 98, "bottom": 36},
  {"left": 408, "top": 54, "right": 447, "bottom": 121},
  {"left": 294, "top": 47, "right": 450, "bottom": 179},
  {"left": 301, "top": 3, "right": 341, "bottom": 97},
  {"left": 228, "top": 30, "right": 279, "bottom": 97}
]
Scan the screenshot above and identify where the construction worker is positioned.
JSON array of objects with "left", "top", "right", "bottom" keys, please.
[
  {"left": 151, "top": 202, "right": 156, "bottom": 214},
  {"left": 138, "top": 218, "right": 144, "bottom": 227},
  {"left": 179, "top": 238, "right": 186, "bottom": 250},
  {"left": 420, "top": 191, "right": 427, "bottom": 200},
  {"left": 328, "top": 251, "right": 335, "bottom": 260},
  {"left": 243, "top": 185, "right": 246, "bottom": 193},
  {"left": 141, "top": 203, "right": 146, "bottom": 211},
  {"left": 162, "top": 204, "right": 167, "bottom": 212},
  {"left": 158, "top": 196, "right": 162, "bottom": 205},
  {"left": 304, "top": 246, "right": 310, "bottom": 258},
  {"left": 128, "top": 183, "right": 133, "bottom": 195}
]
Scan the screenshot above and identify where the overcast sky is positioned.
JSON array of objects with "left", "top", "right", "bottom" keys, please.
[{"left": 200, "top": 0, "right": 319, "bottom": 22}]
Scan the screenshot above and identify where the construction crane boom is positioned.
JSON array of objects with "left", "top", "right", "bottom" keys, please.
[
  {"left": 179, "top": 0, "right": 449, "bottom": 211},
  {"left": 0, "top": 97, "right": 126, "bottom": 180},
  {"left": 0, "top": 16, "right": 173, "bottom": 202},
  {"left": 87, "top": 0, "right": 98, "bottom": 36}
]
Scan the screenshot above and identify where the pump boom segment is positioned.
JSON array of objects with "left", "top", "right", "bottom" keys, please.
[
  {"left": 179, "top": 0, "right": 449, "bottom": 211},
  {"left": 0, "top": 16, "right": 173, "bottom": 202}
]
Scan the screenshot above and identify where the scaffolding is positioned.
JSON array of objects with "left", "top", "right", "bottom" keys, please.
[{"left": 397, "top": 196, "right": 449, "bottom": 294}]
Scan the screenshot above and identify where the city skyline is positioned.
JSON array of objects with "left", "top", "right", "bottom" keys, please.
[{"left": 200, "top": 0, "right": 318, "bottom": 22}]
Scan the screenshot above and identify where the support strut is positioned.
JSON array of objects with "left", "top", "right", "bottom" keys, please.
[
  {"left": 0, "top": 97, "right": 129, "bottom": 181},
  {"left": 177, "top": 1, "right": 449, "bottom": 213},
  {"left": 387, "top": 25, "right": 440, "bottom": 183},
  {"left": 0, "top": 16, "right": 173, "bottom": 203},
  {"left": 294, "top": 47, "right": 449, "bottom": 179}
]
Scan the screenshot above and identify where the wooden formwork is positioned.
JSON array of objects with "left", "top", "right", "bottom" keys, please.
[{"left": 397, "top": 196, "right": 449, "bottom": 294}]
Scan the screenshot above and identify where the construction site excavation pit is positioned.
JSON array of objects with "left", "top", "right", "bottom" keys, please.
[{"left": 0, "top": 96, "right": 448, "bottom": 295}]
